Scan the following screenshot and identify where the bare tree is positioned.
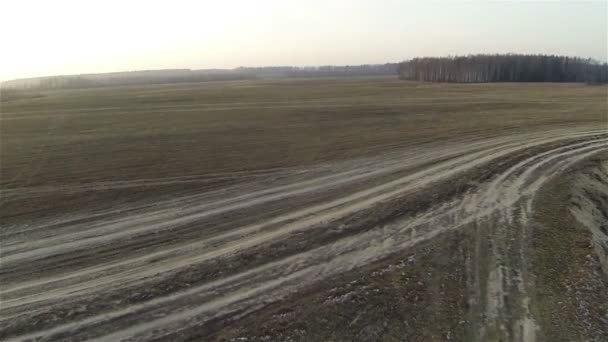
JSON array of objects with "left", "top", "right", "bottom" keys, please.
[{"left": 398, "top": 54, "right": 608, "bottom": 83}]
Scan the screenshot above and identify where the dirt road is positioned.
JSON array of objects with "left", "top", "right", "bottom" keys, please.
[{"left": 1, "top": 123, "right": 606, "bottom": 341}]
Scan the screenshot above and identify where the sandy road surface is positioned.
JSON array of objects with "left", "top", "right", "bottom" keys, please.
[{"left": 1, "top": 125, "right": 607, "bottom": 341}]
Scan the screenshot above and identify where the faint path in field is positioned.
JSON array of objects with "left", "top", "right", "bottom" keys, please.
[{"left": 0, "top": 167, "right": 295, "bottom": 200}]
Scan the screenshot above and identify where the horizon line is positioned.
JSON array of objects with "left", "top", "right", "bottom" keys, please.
[{"left": 3, "top": 52, "right": 606, "bottom": 83}]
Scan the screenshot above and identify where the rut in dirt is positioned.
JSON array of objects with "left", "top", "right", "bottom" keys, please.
[{"left": 1, "top": 126, "right": 606, "bottom": 342}]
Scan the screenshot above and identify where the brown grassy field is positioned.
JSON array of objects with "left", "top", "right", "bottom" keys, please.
[
  {"left": 2, "top": 78, "right": 605, "bottom": 187},
  {"left": 1, "top": 77, "right": 606, "bottom": 341}
]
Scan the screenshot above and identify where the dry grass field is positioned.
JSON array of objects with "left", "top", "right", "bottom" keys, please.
[{"left": 1, "top": 77, "right": 607, "bottom": 341}]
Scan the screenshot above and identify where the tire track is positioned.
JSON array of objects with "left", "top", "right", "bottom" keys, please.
[{"left": 1, "top": 127, "right": 606, "bottom": 341}]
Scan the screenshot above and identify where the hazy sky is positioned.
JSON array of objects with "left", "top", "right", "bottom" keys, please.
[{"left": 1, "top": 0, "right": 606, "bottom": 81}]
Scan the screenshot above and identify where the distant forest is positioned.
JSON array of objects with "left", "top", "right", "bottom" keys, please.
[
  {"left": 0, "top": 64, "right": 398, "bottom": 91},
  {"left": 4, "top": 55, "right": 607, "bottom": 92},
  {"left": 398, "top": 54, "right": 608, "bottom": 83}
]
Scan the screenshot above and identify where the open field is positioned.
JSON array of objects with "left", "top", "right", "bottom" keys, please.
[{"left": 1, "top": 77, "right": 607, "bottom": 341}]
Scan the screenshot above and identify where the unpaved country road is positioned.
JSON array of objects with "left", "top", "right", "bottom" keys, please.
[{"left": 1, "top": 126, "right": 607, "bottom": 341}]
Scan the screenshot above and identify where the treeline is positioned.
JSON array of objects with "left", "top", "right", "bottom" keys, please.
[
  {"left": 0, "top": 70, "right": 254, "bottom": 91},
  {"left": 398, "top": 54, "right": 608, "bottom": 83},
  {"left": 237, "top": 64, "right": 398, "bottom": 78},
  {"left": 1, "top": 64, "right": 398, "bottom": 91}
]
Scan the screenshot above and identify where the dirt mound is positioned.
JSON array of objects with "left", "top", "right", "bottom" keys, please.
[{"left": 570, "top": 158, "right": 608, "bottom": 274}]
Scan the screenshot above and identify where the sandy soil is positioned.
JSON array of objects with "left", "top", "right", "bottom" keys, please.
[
  {"left": 1, "top": 79, "right": 607, "bottom": 341},
  {"left": 1, "top": 125, "right": 606, "bottom": 341}
]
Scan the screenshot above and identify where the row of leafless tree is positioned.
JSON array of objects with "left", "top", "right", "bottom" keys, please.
[
  {"left": 398, "top": 54, "right": 608, "bottom": 83},
  {"left": 237, "top": 64, "right": 398, "bottom": 78},
  {"left": 2, "top": 70, "right": 253, "bottom": 90},
  {"left": 2, "top": 64, "right": 400, "bottom": 90}
]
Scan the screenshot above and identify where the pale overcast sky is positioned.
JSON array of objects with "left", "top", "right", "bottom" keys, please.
[{"left": 1, "top": 0, "right": 606, "bottom": 81}]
